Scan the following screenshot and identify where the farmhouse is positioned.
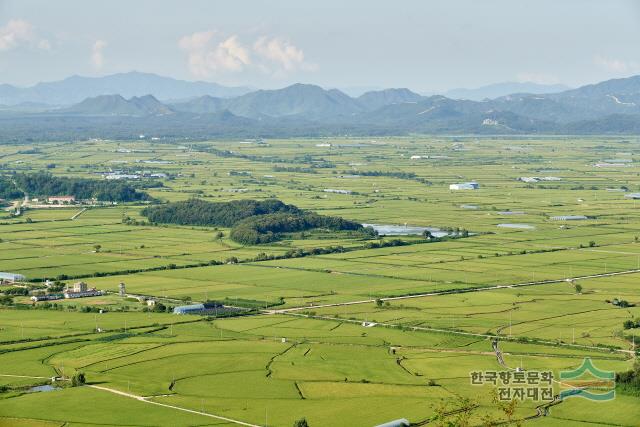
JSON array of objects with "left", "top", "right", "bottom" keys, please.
[
  {"left": 449, "top": 182, "right": 479, "bottom": 190},
  {"left": 47, "top": 196, "right": 75, "bottom": 204},
  {"left": 63, "top": 281, "right": 103, "bottom": 299},
  {"left": 0, "top": 272, "right": 26, "bottom": 284}
]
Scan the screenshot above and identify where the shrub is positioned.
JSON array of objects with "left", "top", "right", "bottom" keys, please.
[{"left": 71, "top": 372, "right": 86, "bottom": 387}]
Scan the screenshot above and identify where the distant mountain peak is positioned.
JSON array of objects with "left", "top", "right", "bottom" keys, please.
[
  {"left": 62, "top": 93, "right": 173, "bottom": 116},
  {"left": 0, "top": 72, "right": 252, "bottom": 106},
  {"left": 445, "top": 81, "right": 571, "bottom": 101}
]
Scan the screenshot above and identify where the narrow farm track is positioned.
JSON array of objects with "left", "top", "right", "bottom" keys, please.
[
  {"left": 271, "top": 267, "right": 640, "bottom": 316},
  {"left": 70, "top": 208, "right": 87, "bottom": 220},
  {"left": 284, "top": 313, "right": 636, "bottom": 356},
  {"left": 87, "top": 384, "right": 261, "bottom": 427},
  {"left": 0, "top": 374, "right": 51, "bottom": 379}
]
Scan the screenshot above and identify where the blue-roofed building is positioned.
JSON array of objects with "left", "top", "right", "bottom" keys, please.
[
  {"left": 173, "top": 301, "right": 229, "bottom": 315},
  {"left": 0, "top": 272, "right": 26, "bottom": 283},
  {"left": 550, "top": 215, "right": 588, "bottom": 221},
  {"left": 173, "top": 303, "right": 206, "bottom": 315}
]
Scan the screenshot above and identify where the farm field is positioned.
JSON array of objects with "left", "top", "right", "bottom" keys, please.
[{"left": 1, "top": 137, "right": 639, "bottom": 426}]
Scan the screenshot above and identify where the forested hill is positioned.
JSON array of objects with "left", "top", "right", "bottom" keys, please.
[
  {"left": 0, "top": 172, "right": 153, "bottom": 202},
  {"left": 142, "top": 199, "right": 302, "bottom": 227},
  {"left": 142, "top": 198, "right": 374, "bottom": 244}
]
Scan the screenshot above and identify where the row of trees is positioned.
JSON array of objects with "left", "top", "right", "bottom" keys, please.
[{"left": 341, "top": 170, "right": 416, "bottom": 179}]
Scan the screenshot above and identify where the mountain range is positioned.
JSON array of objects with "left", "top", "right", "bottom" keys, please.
[
  {"left": 2, "top": 73, "right": 640, "bottom": 140},
  {"left": 0, "top": 71, "right": 252, "bottom": 106},
  {"left": 443, "top": 81, "right": 570, "bottom": 101}
]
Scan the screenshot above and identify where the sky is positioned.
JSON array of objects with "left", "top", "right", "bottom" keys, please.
[{"left": 0, "top": 0, "right": 639, "bottom": 93}]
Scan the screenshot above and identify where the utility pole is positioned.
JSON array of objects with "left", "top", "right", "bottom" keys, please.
[{"left": 509, "top": 310, "right": 512, "bottom": 337}]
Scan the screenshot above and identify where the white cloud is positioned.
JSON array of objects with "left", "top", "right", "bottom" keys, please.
[
  {"left": 253, "top": 36, "right": 307, "bottom": 71},
  {"left": 0, "top": 19, "right": 49, "bottom": 51},
  {"left": 179, "top": 31, "right": 250, "bottom": 77},
  {"left": 594, "top": 55, "right": 640, "bottom": 74},
  {"left": 37, "top": 39, "right": 52, "bottom": 51},
  {"left": 178, "top": 31, "right": 314, "bottom": 77},
  {"left": 91, "top": 40, "right": 107, "bottom": 69},
  {"left": 0, "top": 19, "right": 33, "bottom": 50},
  {"left": 516, "top": 72, "right": 560, "bottom": 85}
]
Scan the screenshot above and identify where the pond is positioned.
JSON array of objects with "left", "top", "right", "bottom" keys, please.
[
  {"left": 27, "top": 384, "right": 60, "bottom": 393},
  {"left": 362, "top": 224, "right": 449, "bottom": 237},
  {"left": 497, "top": 223, "right": 535, "bottom": 230}
]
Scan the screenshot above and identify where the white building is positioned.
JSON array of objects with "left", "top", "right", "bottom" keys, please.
[
  {"left": 449, "top": 182, "right": 479, "bottom": 190},
  {"left": 324, "top": 189, "right": 352, "bottom": 195},
  {"left": 48, "top": 196, "right": 76, "bottom": 204},
  {"left": 0, "top": 272, "right": 26, "bottom": 283}
]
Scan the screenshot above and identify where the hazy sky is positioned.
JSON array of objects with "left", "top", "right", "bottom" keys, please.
[{"left": 1, "top": 0, "right": 639, "bottom": 92}]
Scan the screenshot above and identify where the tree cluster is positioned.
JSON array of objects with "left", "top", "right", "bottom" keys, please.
[
  {"left": 143, "top": 198, "right": 374, "bottom": 245},
  {"left": 623, "top": 319, "right": 640, "bottom": 329},
  {"left": 1, "top": 172, "right": 151, "bottom": 202},
  {"left": 230, "top": 211, "right": 368, "bottom": 244},
  {"left": 142, "top": 198, "right": 300, "bottom": 227}
]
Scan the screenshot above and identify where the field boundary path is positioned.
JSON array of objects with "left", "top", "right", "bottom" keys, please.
[
  {"left": 87, "top": 385, "right": 261, "bottom": 427},
  {"left": 284, "top": 313, "right": 636, "bottom": 356},
  {"left": 70, "top": 208, "right": 88, "bottom": 220},
  {"left": 271, "top": 267, "right": 640, "bottom": 314},
  {"left": 0, "top": 374, "right": 51, "bottom": 379}
]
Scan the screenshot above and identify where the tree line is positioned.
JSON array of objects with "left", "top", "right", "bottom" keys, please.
[{"left": 0, "top": 172, "right": 152, "bottom": 202}]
